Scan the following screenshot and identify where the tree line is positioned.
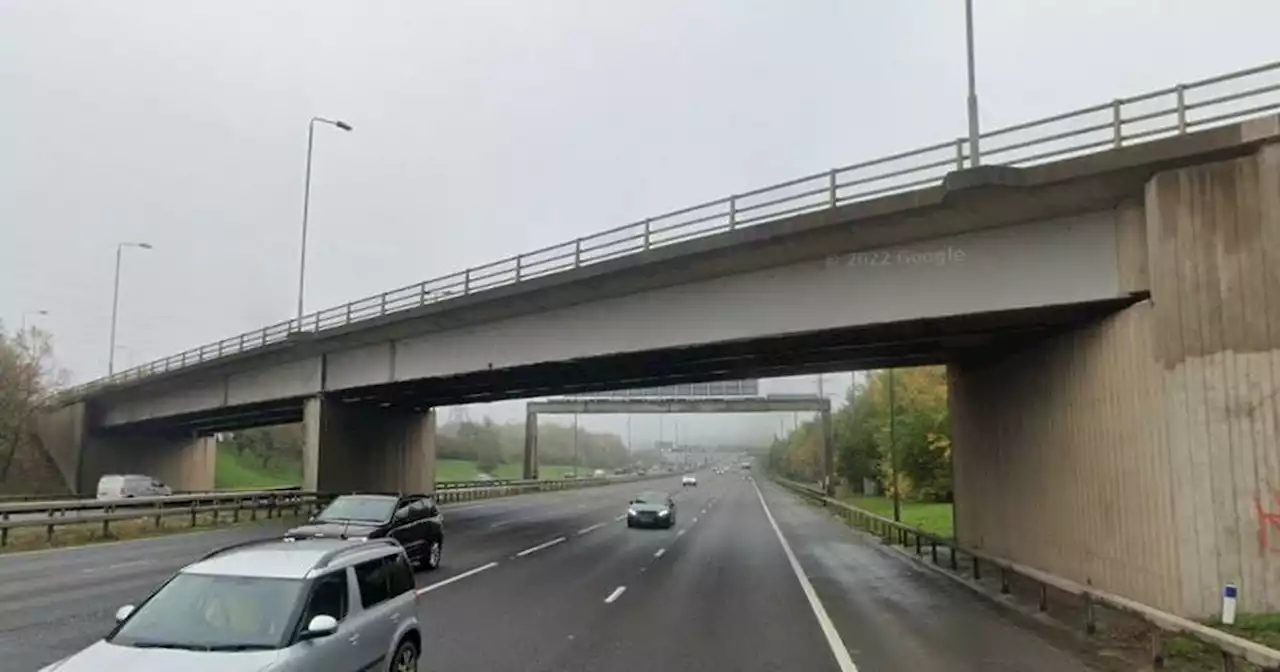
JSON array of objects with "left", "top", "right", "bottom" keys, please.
[
  {"left": 438, "top": 418, "right": 631, "bottom": 474},
  {"left": 770, "top": 366, "right": 952, "bottom": 502}
]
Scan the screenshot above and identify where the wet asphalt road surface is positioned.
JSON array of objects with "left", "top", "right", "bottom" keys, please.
[{"left": 1, "top": 473, "right": 1102, "bottom": 671}]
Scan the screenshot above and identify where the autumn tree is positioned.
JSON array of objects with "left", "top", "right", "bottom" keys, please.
[{"left": 0, "top": 323, "right": 67, "bottom": 483}]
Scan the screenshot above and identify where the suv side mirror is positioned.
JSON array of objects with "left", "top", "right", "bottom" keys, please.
[
  {"left": 301, "top": 615, "right": 338, "bottom": 640},
  {"left": 115, "top": 605, "right": 135, "bottom": 622}
]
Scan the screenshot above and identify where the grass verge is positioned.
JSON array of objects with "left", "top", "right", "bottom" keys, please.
[
  {"left": 840, "top": 494, "right": 955, "bottom": 538},
  {"left": 215, "top": 449, "right": 301, "bottom": 489}
]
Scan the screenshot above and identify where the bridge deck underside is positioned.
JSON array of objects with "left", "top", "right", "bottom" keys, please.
[{"left": 98, "top": 297, "right": 1138, "bottom": 436}]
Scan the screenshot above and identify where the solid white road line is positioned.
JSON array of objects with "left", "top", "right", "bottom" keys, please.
[
  {"left": 577, "top": 522, "right": 607, "bottom": 536},
  {"left": 516, "top": 536, "right": 567, "bottom": 557},
  {"left": 654, "top": 548, "right": 666, "bottom": 559},
  {"left": 752, "top": 479, "right": 859, "bottom": 672},
  {"left": 416, "top": 562, "right": 499, "bottom": 595},
  {"left": 604, "top": 586, "right": 627, "bottom": 603}
]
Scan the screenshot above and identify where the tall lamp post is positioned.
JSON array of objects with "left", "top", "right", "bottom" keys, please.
[
  {"left": 888, "top": 368, "right": 901, "bottom": 522},
  {"left": 964, "top": 0, "right": 982, "bottom": 166},
  {"left": 20, "top": 309, "right": 48, "bottom": 335},
  {"left": 296, "top": 116, "right": 354, "bottom": 325},
  {"left": 109, "top": 242, "right": 153, "bottom": 375}
]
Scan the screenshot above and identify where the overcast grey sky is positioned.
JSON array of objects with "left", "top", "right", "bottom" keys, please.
[{"left": 4, "top": 1, "right": 1279, "bottom": 445}]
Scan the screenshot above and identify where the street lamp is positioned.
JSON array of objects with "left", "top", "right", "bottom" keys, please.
[
  {"left": 964, "top": 0, "right": 981, "bottom": 166},
  {"left": 108, "top": 242, "right": 152, "bottom": 375},
  {"left": 296, "top": 116, "right": 354, "bottom": 324},
  {"left": 20, "top": 309, "right": 48, "bottom": 334}
]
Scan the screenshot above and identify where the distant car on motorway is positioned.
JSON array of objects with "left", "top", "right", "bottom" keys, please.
[
  {"left": 285, "top": 493, "right": 444, "bottom": 571},
  {"left": 626, "top": 490, "right": 676, "bottom": 529},
  {"left": 681, "top": 474, "right": 697, "bottom": 487},
  {"left": 96, "top": 474, "right": 172, "bottom": 500},
  {"left": 38, "top": 537, "right": 421, "bottom": 672}
]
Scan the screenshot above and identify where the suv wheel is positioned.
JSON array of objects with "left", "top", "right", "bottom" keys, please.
[
  {"left": 391, "top": 637, "right": 419, "bottom": 672},
  {"left": 424, "top": 539, "right": 442, "bottom": 570}
]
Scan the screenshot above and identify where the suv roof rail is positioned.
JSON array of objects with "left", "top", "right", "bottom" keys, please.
[
  {"left": 312, "top": 537, "right": 402, "bottom": 570},
  {"left": 197, "top": 536, "right": 291, "bottom": 562}
]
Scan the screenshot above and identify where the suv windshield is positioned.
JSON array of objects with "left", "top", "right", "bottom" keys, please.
[
  {"left": 315, "top": 495, "right": 396, "bottom": 523},
  {"left": 110, "top": 573, "right": 304, "bottom": 650}
]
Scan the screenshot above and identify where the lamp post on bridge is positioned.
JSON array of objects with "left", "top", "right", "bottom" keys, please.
[
  {"left": 888, "top": 367, "right": 901, "bottom": 523},
  {"left": 964, "top": 0, "right": 982, "bottom": 166},
  {"left": 108, "top": 242, "right": 153, "bottom": 375},
  {"left": 296, "top": 116, "right": 354, "bottom": 326}
]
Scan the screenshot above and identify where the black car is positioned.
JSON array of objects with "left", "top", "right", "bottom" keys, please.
[
  {"left": 286, "top": 493, "right": 444, "bottom": 570},
  {"left": 626, "top": 490, "right": 676, "bottom": 529}
]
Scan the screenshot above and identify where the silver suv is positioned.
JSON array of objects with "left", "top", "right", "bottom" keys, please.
[{"left": 39, "top": 537, "right": 421, "bottom": 672}]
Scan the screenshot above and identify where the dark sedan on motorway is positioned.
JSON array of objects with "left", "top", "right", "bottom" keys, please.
[
  {"left": 285, "top": 493, "right": 444, "bottom": 570},
  {"left": 626, "top": 490, "right": 676, "bottom": 529}
]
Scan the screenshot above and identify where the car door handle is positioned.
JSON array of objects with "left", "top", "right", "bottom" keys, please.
[{"left": 348, "top": 634, "right": 360, "bottom": 645}]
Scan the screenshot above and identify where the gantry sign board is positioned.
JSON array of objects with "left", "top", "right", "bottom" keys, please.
[{"left": 566, "top": 380, "right": 760, "bottom": 399}]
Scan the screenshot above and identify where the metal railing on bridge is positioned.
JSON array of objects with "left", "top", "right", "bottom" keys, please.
[
  {"left": 58, "top": 59, "right": 1280, "bottom": 399},
  {"left": 773, "top": 477, "right": 1280, "bottom": 671}
]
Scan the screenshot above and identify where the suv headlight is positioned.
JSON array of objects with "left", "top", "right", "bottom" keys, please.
[
  {"left": 658, "top": 509, "right": 670, "bottom": 517},
  {"left": 627, "top": 508, "right": 637, "bottom": 516}
]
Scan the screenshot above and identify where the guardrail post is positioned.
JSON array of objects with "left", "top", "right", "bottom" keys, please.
[
  {"left": 238, "top": 333, "right": 246, "bottom": 352},
  {"left": 1112, "top": 99, "right": 1123, "bottom": 148},
  {"left": 1176, "top": 84, "right": 1187, "bottom": 133},
  {"left": 728, "top": 196, "right": 738, "bottom": 230},
  {"left": 574, "top": 239, "right": 582, "bottom": 267},
  {"left": 1151, "top": 630, "right": 1165, "bottom": 669},
  {"left": 380, "top": 292, "right": 388, "bottom": 316},
  {"left": 914, "top": 533, "right": 921, "bottom": 556},
  {"left": 1084, "top": 593, "right": 1097, "bottom": 635},
  {"left": 643, "top": 219, "right": 652, "bottom": 250},
  {"left": 347, "top": 302, "right": 353, "bottom": 322},
  {"left": 955, "top": 138, "right": 966, "bottom": 170},
  {"left": 515, "top": 255, "right": 523, "bottom": 281},
  {"left": 1222, "top": 650, "right": 1236, "bottom": 672},
  {"left": 1039, "top": 583, "right": 1049, "bottom": 612},
  {"left": 464, "top": 268, "right": 472, "bottom": 293},
  {"left": 101, "top": 517, "right": 110, "bottom": 538},
  {"left": 972, "top": 555, "right": 981, "bottom": 580},
  {"left": 827, "top": 169, "right": 838, "bottom": 207},
  {"left": 949, "top": 546, "right": 958, "bottom": 571},
  {"left": 1000, "top": 567, "right": 1010, "bottom": 594},
  {"left": 1, "top": 512, "right": 8, "bottom": 547}
]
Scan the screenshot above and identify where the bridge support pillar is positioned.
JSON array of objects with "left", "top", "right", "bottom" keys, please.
[
  {"left": 302, "top": 396, "right": 437, "bottom": 495},
  {"left": 523, "top": 410, "right": 539, "bottom": 480}
]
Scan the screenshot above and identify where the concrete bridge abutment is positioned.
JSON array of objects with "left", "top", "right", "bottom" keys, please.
[
  {"left": 950, "top": 139, "right": 1280, "bottom": 617},
  {"left": 35, "top": 401, "right": 216, "bottom": 494}
]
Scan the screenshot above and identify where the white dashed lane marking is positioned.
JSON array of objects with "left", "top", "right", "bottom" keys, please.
[
  {"left": 416, "top": 562, "right": 498, "bottom": 595},
  {"left": 515, "top": 536, "right": 566, "bottom": 558}
]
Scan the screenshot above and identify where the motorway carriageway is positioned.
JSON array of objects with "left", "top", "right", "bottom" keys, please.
[{"left": 0, "top": 473, "right": 1103, "bottom": 671}]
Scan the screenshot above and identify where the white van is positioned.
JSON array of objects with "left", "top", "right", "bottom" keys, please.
[{"left": 96, "top": 474, "right": 172, "bottom": 500}]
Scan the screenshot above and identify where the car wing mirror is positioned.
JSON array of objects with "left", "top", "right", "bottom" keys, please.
[
  {"left": 115, "top": 605, "right": 136, "bottom": 623},
  {"left": 301, "top": 615, "right": 338, "bottom": 640}
]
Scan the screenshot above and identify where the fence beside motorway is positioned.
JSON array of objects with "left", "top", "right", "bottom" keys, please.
[
  {"left": 0, "top": 473, "right": 668, "bottom": 549},
  {"left": 772, "top": 476, "right": 1280, "bottom": 671}
]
